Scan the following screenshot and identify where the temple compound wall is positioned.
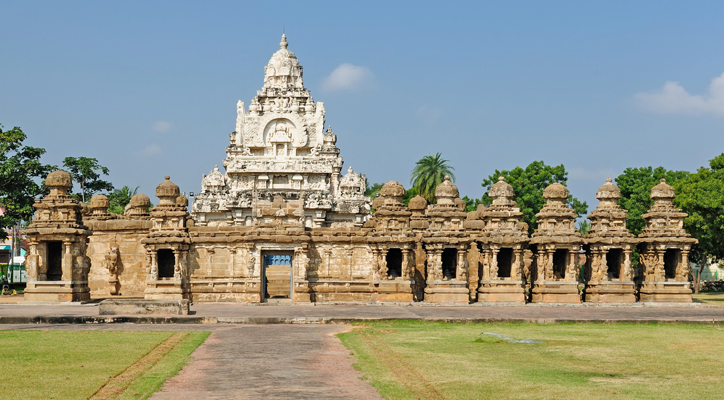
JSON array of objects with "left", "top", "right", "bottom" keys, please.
[{"left": 21, "top": 35, "right": 697, "bottom": 304}]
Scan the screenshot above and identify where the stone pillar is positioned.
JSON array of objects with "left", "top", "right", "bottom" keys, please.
[
  {"left": 623, "top": 248, "right": 633, "bottom": 281},
  {"left": 62, "top": 241, "right": 72, "bottom": 281},
  {"left": 380, "top": 248, "right": 388, "bottom": 280},
  {"left": 173, "top": 250, "right": 181, "bottom": 280},
  {"left": 513, "top": 249, "right": 522, "bottom": 280},
  {"left": 567, "top": 249, "right": 578, "bottom": 282},
  {"left": 150, "top": 251, "right": 158, "bottom": 281},
  {"left": 599, "top": 248, "right": 609, "bottom": 282},
  {"left": 456, "top": 246, "right": 467, "bottom": 281},
  {"left": 656, "top": 249, "right": 665, "bottom": 282},
  {"left": 490, "top": 247, "right": 499, "bottom": 280},
  {"left": 402, "top": 248, "right": 411, "bottom": 280},
  {"left": 679, "top": 249, "right": 690, "bottom": 282}
]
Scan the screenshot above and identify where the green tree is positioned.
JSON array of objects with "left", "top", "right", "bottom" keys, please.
[
  {"left": 479, "top": 160, "right": 588, "bottom": 235},
  {"left": 402, "top": 187, "right": 419, "bottom": 207},
  {"left": 615, "top": 166, "right": 689, "bottom": 236},
  {"left": 0, "top": 125, "right": 55, "bottom": 240},
  {"left": 365, "top": 182, "right": 384, "bottom": 200},
  {"left": 410, "top": 153, "right": 456, "bottom": 203},
  {"left": 462, "top": 195, "right": 484, "bottom": 212},
  {"left": 62, "top": 156, "right": 114, "bottom": 202},
  {"left": 576, "top": 220, "right": 591, "bottom": 235},
  {"left": 672, "top": 154, "right": 724, "bottom": 281},
  {"left": 108, "top": 186, "right": 139, "bottom": 215}
]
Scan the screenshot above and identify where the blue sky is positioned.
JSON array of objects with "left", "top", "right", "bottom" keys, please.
[{"left": 2, "top": 1, "right": 724, "bottom": 212}]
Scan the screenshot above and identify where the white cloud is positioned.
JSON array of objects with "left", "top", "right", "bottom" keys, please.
[
  {"left": 634, "top": 72, "right": 724, "bottom": 115},
  {"left": 153, "top": 121, "right": 173, "bottom": 133},
  {"left": 415, "top": 106, "right": 444, "bottom": 124},
  {"left": 140, "top": 144, "right": 162, "bottom": 156},
  {"left": 321, "top": 64, "right": 374, "bottom": 92}
]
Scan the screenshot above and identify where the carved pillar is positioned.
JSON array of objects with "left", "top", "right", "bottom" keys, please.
[
  {"left": 402, "top": 248, "right": 411, "bottom": 280},
  {"left": 623, "top": 248, "right": 633, "bottom": 281},
  {"left": 656, "top": 248, "right": 665, "bottom": 282},
  {"left": 426, "top": 250, "right": 436, "bottom": 281},
  {"left": 490, "top": 246, "right": 499, "bottom": 280},
  {"left": 62, "top": 240, "right": 72, "bottom": 281},
  {"left": 546, "top": 249, "right": 554, "bottom": 281},
  {"left": 481, "top": 249, "right": 491, "bottom": 282},
  {"left": 567, "top": 248, "right": 578, "bottom": 282},
  {"left": 679, "top": 248, "right": 690, "bottom": 282},
  {"left": 536, "top": 251, "right": 546, "bottom": 283},
  {"left": 456, "top": 245, "right": 467, "bottom": 281},
  {"left": 380, "top": 248, "right": 388, "bottom": 280},
  {"left": 513, "top": 249, "right": 522, "bottom": 280},
  {"left": 434, "top": 250, "right": 443, "bottom": 281},
  {"left": 173, "top": 250, "right": 181, "bottom": 280},
  {"left": 150, "top": 251, "right": 158, "bottom": 281},
  {"left": 589, "top": 249, "right": 600, "bottom": 284},
  {"left": 599, "top": 248, "right": 609, "bottom": 282}
]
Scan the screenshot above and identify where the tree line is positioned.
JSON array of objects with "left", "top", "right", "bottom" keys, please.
[{"left": 0, "top": 125, "right": 141, "bottom": 239}]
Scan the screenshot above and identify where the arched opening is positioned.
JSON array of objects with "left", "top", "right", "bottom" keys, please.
[
  {"left": 442, "top": 248, "right": 457, "bottom": 280},
  {"left": 47, "top": 241, "right": 63, "bottom": 281},
  {"left": 496, "top": 248, "right": 513, "bottom": 278},
  {"left": 386, "top": 249, "right": 403, "bottom": 279},
  {"left": 664, "top": 249, "right": 680, "bottom": 280},
  {"left": 158, "top": 249, "right": 175, "bottom": 279},
  {"left": 553, "top": 249, "right": 568, "bottom": 279}
]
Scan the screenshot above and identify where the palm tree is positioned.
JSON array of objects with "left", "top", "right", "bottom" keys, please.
[
  {"left": 576, "top": 220, "right": 591, "bottom": 235},
  {"left": 108, "top": 186, "right": 139, "bottom": 214},
  {"left": 410, "top": 153, "right": 456, "bottom": 203}
]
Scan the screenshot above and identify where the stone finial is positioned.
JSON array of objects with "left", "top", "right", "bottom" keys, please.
[
  {"left": 408, "top": 195, "right": 427, "bottom": 211},
  {"left": 89, "top": 194, "right": 110, "bottom": 210},
  {"left": 126, "top": 193, "right": 151, "bottom": 218},
  {"left": 650, "top": 178, "right": 675, "bottom": 202},
  {"left": 45, "top": 170, "right": 72, "bottom": 196},
  {"left": 542, "top": 182, "right": 569, "bottom": 203},
  {"left": 595, "top": 177, "right": 621, "bottom": 207},
  {"left": 488, "top": 176, "right": 515, "bottom": 206},
  {"left": 379, "top": 181, "right": 405, "bottom": 198},
  {"left": 280, "top": 34, "right": 288, "bottom": 49},
  {"left": 176, "top": 193, "right": 189, "bottom": 208},
  {"left": 434, "top": 175, "right": 459, "bottom": 205},
  {"left": 156, "top": 176, "right": 180, "bottom": 205}
]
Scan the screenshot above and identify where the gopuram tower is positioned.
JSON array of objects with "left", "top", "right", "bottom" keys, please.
[{"left": 192, "top": 35, "right": 370, "bottom": 228}]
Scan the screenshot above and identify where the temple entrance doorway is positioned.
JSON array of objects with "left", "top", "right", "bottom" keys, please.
[
  {"left": 386, "top": 249, "right": 402, "bottom": 279},
  {"left": 496, "top": 248, "right": 513, "bottom": 278},
  {"left": 441, "top": 248, "right": 457, "bottom": 280},
  {"left": 553, "top": 249, "right": 568, "bottom": 279},
  {"left": 606, "top": 249, "right": 623, "bottom": 280},
  {"left": 262, "top": 252, "right": 293, "bottom": 301},
  {"left": 157, "top": 249, "right": 175, "bottom": 279},
  {"left": 664, "top": 249, "right": 680, "bottom": 280},
  {"left": 47, "top": 241, "right": 63, "bottom": 281}
]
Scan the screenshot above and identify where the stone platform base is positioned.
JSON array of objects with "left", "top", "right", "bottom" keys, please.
[
  {"left": 639, "top": 282, "right": 692, "bottom": 303},
  {"left": 531, "top": 282, "right": 581, "bottom": 303},
  {"left": 145, "top": 281, "right": 191, "bottom": 301},
  {"left": 23, "top": 281, "right": 91, "bottom": 303},
  {"left": 376, "top": 280, "right": 414, "bottom": 302},
  {"left": 477, "top": 284, "right": 526, "bottom": 303},
  {"left": 585, "top": 282, "right": 636, "bottom": 303},
  {"left": 99, "top": 299, "right": 190, "bottom": 315},
  {"left": 424, "top": 281, "right": 470, "bottom": 303}
]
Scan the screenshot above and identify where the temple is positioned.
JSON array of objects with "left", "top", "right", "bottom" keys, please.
[{"left": 22, "top": 36, "right": 697, "bottom": 304}]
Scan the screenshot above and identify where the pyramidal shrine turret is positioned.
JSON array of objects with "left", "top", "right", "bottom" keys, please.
[{"left": 192, "top": 35, "right": 370, "bottom": 228}]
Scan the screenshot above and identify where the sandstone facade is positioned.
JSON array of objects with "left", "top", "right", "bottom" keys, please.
[{"left": 22, "top": 36, "right": 697, "bottom": 304}]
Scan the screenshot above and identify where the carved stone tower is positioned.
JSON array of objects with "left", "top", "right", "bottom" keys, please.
[
  {"left": 192, "top": 35, "right": 370, "bottom": 228},
  {"left": 23, "top": 171, "right": 92, "bottom": 302}
]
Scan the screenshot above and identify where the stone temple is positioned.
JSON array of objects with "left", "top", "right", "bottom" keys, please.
[{"left": 22, "top": 36, "right": 697, "bottom": 304}]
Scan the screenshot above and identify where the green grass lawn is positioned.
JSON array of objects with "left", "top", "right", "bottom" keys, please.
[
  {"left": 694, "top": 291, "right": 724, "bottom": 305},
  {"left": 0, "top": 330, "right": 209, "bottom": 400},
  {"left": 339, "top": 321, "right": 724, "bottom": 400}
]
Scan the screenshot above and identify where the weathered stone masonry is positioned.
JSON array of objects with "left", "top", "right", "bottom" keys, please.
[{"left": 22, "top": 36, "right": 696, "bottom": 303}]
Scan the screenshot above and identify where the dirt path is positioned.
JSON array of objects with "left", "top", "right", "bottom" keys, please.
[{"left": 150, "top": 325, "right": 382, "bottom": 400}]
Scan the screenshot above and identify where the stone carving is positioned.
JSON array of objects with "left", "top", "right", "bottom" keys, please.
[{"left": 191, "top": 35, "right": 369, "bottom": 228}]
